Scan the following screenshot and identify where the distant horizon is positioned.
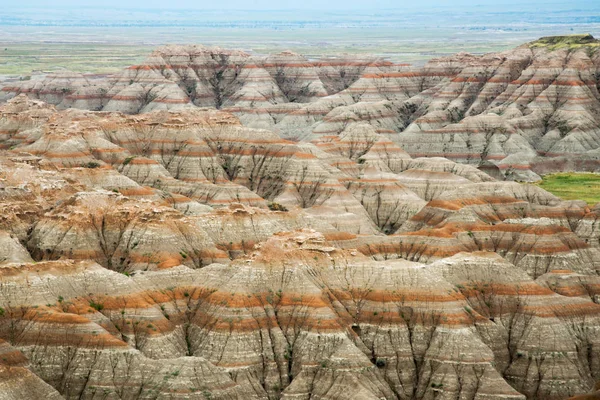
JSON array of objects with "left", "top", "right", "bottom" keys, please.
[{"left": 5, "top": 0, "right": 600, "bottom": 11}]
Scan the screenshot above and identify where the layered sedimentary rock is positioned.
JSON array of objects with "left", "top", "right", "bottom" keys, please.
[
  {"left": 1, "top": 38, "right": 600, "bottom": 399},
  {"left": 0, "top": 341, "right": 64, "bottom": 400},
  {"left": 5, "top": 36, "right": 600, "bottom": 180}
]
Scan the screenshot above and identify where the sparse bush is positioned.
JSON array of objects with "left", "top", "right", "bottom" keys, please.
[
  {"left": 268, "top": 202, "right": 288, "bottom": 212},
  {"left": 85, "top": 161, "right": 101, "bottom": 169},
  {"left": 89, "top": 301, "right": 104, "bottom": 311}
]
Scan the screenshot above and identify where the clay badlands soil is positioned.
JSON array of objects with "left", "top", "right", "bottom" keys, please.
[{"left": 0, "top": 34, "right": 599, "bottom": 400}]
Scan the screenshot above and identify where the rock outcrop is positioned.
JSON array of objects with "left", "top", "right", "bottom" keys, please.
[
  {"left": 4, "top": 36, "right": 600, "bottom": 181},
  {"left": 0, "top": 37, "right": 599, "bottom": 400}
]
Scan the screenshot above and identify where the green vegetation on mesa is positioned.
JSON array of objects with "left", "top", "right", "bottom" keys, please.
[
  {"left": 537, "top": 173, "right": 600, "bottom": 205},
  {"left": 529, "top": 34, "right": 600, "bottom": 51}
]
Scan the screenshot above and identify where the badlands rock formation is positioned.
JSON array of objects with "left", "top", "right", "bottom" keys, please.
[
  {"left": 3, "top": 35, "right": 600, "bottom": 181},
  {"left": 0, "top": 36, "right": 599, "bottom": 400}
]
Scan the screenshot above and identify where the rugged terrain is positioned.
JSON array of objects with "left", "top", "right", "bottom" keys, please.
[
  {"left": 0, "top": 35, "right": 599, "bottom": 400},
  {"left": 3, "top": 34, "right": 600, "bottom": 181}
]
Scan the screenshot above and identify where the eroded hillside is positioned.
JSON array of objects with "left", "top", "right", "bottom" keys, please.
[
  {"left": 3, "top": 35, "right": 600, "bottom": 182},
  {"left": 0, "top": 37, "right": 599, "bottom": 400}
]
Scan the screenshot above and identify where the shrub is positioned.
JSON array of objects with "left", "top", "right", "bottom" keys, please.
[
  {"left": 89, "top": 301, "right": 104, "bottom": 311},
  {"left": 268, "top": 202, "right": 288, "bottom": 212},
  {"left": 85, "top": 161, "right": 101, "bottom": 169}
]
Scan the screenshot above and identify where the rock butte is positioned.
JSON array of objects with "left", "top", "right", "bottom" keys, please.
[{"left": 0, "top": 35, "right": 598, "bottom": 400}]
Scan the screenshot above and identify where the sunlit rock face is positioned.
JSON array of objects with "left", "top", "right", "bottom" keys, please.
[{"left": 0, "top": 36, "right": 599, "bottom": 400}]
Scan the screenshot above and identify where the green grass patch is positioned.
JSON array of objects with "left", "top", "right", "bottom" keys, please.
[{"left": 537, "top": 173, "right": 600, "bottom": 205}]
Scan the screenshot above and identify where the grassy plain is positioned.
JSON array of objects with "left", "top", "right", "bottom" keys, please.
[
  {"left": 0, "top": 43, "right": 152, "bottom": 75},
  {"left": 2, "top": 25, "right": 598, "bottom": 74},
  {"left": 2, "top": 3, "right": 600, "bottom": 75},
  {"left": 0, "top": 27, "right": 521, "bottom": 74},
  {"left": 537, "top": 173, "right": 600, "bottom": 205}
]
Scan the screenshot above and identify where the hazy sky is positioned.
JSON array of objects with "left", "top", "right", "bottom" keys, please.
[{"left": 11, "top": 0, "right": 595, "bottom": 10}]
